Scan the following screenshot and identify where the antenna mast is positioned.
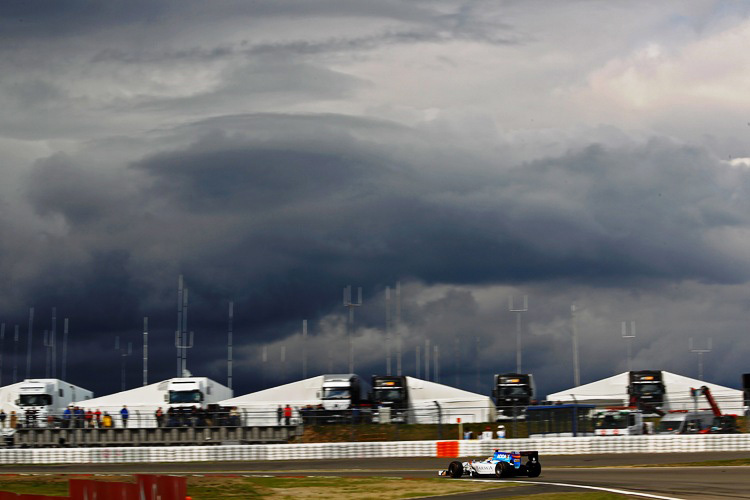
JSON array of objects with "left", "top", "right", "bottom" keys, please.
[
  {"left": 621, "top": 321, "right": 636, "bottom": 372},
  {"left": 51, "top": 307, "right": 57, "bottom": 378},
  {"left": 343, "top": 285, "right": 362, "bottom": 373},
  {"left": 227, "top": 302, "right": 233, "bottom": 390},
  {"left": 509, "top": 296, "right": 528, "bottom": 373},
  {"left": 689, "top": 337, "right": 712, "bottom": 381},
  {"left": 62, "top": 318, "right": 69, "bottom": 381},
  {"left": 385, "top": 286, "right": 391, "bottom": 376},
  {"left": 302, "top": 319, "right": 308, "bottom": 378},
  {"left": 174, "top": 330, "right": 194, "bottom": 377},
  {"left": 425, "top": 338, "right": 430, "bottom": 381},
  {"left": 43, "top": 330, "right": 52, "bottom": 378},
  {"left": 434, "top": 344, "right": 439, "bottom": 382},
  {"left": 115, "top": 336, "right": 133, "bottom": 391},
  {"left": 12, "top": 325, "right": 19, "bottom": 383},
  {"left": 396, "top": 282, "right": 402, "bottom": 376},
  {"left": 25, "top": 307, "right": 34, "bottom": 379},
  {"left": 176, "top": 275, "right": 184, "bottom": 377},
  {"left": 571, "top": 304, "right": 580, "bottom": 387},
  {"left": 143, "top": 317, "right": 148, "bottom": 386}
]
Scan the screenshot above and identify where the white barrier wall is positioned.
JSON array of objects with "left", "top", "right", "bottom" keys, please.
[{"left": 0, "top": 435, "right": 749, "bottom": 464}]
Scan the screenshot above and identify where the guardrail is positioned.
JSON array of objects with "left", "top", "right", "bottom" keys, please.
[{"left": 0, "top": 434, "right": 748, "bottom": 464}]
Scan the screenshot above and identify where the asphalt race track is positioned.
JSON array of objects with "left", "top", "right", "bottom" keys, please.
[{"left": 1, "top": 452, "right": 749, "bottom": 499}]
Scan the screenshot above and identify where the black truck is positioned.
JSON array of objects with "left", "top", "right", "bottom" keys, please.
[
  {"left": 628, "top": 370, "right": 666, "bottom": 413},
  {"left": 371, "top": 375, "right": 409, "bottom": 424},
  {"left": 492, "top": 373, "right": 535, "bottom": 418}
]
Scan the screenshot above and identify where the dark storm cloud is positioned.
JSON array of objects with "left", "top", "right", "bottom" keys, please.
[
  {"left": 3, "top": 2, "right": 750, "bottom": 398},
  {"left": 0, "top": 0, "right": 516, "bottom": 45},
  {"left": 27, "top": 114, "right": 750, "bottom": 302},
  {"left": 8, "top": 112, "right": 750, "bottom": 395}
]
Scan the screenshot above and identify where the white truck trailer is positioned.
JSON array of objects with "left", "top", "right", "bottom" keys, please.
[{"left": 0, "top": 379, "right": 93, "bottom": 427}]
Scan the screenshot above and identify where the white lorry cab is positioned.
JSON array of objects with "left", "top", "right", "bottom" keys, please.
[
  {"left": 657, "top": 410, "right": 715, "bottom": 434},
  {"left": 320, "top": 374, "right": 370, "bottom": 411},
  {"left": 163, "top": 377, "right": 233, "bottom": 409},
  {"left": 594, "top": 408, "right": 650, "bottom": 436},
  {"left": 5, "top": 379, "right": 93, "bottom": 427}
]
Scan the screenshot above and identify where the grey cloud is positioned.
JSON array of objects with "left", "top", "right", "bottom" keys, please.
[{"left": 6, "top": 110, "right": 750, "bottom": 396}]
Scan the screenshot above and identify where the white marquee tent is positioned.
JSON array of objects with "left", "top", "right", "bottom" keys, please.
[
  {"left": 546, "top": 371, "right": 744, "bottom": 415},
  {"left": 221, "top": 375, "right": 496, "bottom": 425}
]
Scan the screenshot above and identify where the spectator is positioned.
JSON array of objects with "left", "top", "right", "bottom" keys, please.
[
  {"left": 102, "top": 412, "right": 113, "bottom": 428},
  {"left": 496, "top": 425, "right": 506, "bottom": 439},
  {"left": 229, "top": 407, "right": 240, "bottom": 427},
  {"left": 155, "top": 407, "right": 164, "bottom": 427},
  {"left": 463, "top": 429, "right": 473, "bottom": 440},
  {"left": 62, "top": 406, "right": 72, "bottom": 428},
  {"left": 85, "top": 409, "right": 94, "bottom": 428},
  {"left": 120, "top": 405, "right": 129, "bottom": 428},
  {"left": 74, "top": 407, "right": 85, "bottom": 428},
  {"left": 277, "top": 406, "right": 283, "bottom": 425},
  {"left": 283, "top": 404, "right": 292, "bottom": 426},
  {"left": 94, "top": 409, "right": 102, "bottom": 428},
  {"left": 10, "top": 411, "right": 17, "bottom": 429},
  {"left": 480, "top": 426, "right": 494, "bottom": 440},
  {"left": 0, "top": 409, "right": 5, "bottom": 428}
]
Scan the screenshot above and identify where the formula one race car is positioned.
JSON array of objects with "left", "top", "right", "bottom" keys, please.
[{"left": 438, "top": 450, "right": 541, "bottom": 479}]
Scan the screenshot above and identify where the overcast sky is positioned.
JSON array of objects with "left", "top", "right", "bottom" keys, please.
[{"left": 1, "top": 1, "right": 750, "bottom": 400}]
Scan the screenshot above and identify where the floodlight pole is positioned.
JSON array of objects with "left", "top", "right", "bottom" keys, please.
[
  {"left": 434, "top": 345, "right": 439, "bottom": 382},
  {"left": 42, "top": 330, "right": 52, "bottom": 378},
  {"left": 176, "top": 275, "right": 184, "bottom": 377},
  {"left": 227, "top": 302, "right": 233, "bottom": 390},
  {"left": 395, "top": 281, "right": 402, "bottom": 376},
  {"left": 13, "top": 325, "right": 19, "bottom": 383},
  {"left": 571, "top": 304, "right": 580, "bottom": 387},
  {"left": 143, "top": 317, "right": 148, "bottom": 386},
  {"left": 689, "top": 337, "right": 712, "bottom": 381},
  {"left": 302, "top": 320, "right": 308, "bottom": 378},
  {"left": 509, "top": 296, "right": 528, "bottom": 373},
  {"left": 425, "top": 338, "right": 430, "bottom": 382},
  {"left": 475, "top": 336, "right": 480, "bottom": 393},
  {"left": 343, "top": 286, "right": 362, "bottom": 374},
  {"left": 385, "top": 286, "right": 392, "bottom": 376},
  {"left": 25, "top": 307, "right": 34, "bottom": 379},
  {"left": 174, "top": 329, "right": 194, "bottom": 377},
  {"left": 62, "top": 319, "right": 69, "bottom": 381},
  {"left": 622, "top": 321, "right": 636, "bottom": 372},
  {"left": 454, "top": 337, "right": 460, "bottom": 388},
  {"left": 115, "top": 336, "right": 133, "bottom": 391},
  {"left": 261, "top": 345, "right": 267, "bottom": 387},
  {"left": 50, "top": 308, "right": 57, "bottom": 378}
]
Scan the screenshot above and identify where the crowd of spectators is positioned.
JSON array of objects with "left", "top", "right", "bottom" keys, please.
[{"left": 0, "top": 405, "right": 243, "bottom": 429}]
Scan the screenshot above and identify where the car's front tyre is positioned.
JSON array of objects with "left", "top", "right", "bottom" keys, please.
[{"left": 448, "top": 461, "right": 464, "bottom": 478}]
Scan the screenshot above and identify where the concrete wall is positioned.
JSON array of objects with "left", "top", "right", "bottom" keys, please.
[{"left": 0, "top": 434, "right": 749, "bottom": 464}]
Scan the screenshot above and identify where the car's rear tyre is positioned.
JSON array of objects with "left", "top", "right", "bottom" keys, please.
[
  {"left": 448, "top": 461, "right": 463, "bottom": 478},
  {"left": 526, "top": 462, "right": 541, "bottom": 477},
  {"left": 495, "top": 461, "right": 514, "bottom": 478}
]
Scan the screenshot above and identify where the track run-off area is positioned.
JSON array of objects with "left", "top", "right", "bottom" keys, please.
[{"left": 1, "top": 452, "right": 749, "bottom": 499}]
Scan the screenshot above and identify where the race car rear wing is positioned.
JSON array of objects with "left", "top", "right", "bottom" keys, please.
[{"left": 492, "top": 450, "right": 539, "bottom": 462}]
